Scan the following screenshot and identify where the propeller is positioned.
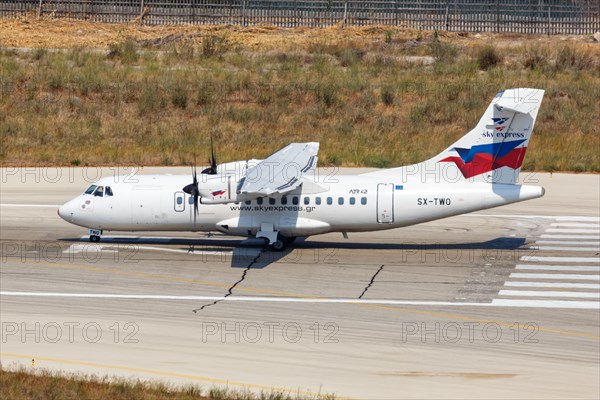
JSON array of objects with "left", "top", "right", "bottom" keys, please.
[
  {"left": 201, "top": 135, "right": 217, "bottom": 175},
  {"left": 182, "top": 161, "right": 200, "bottom": 225}
]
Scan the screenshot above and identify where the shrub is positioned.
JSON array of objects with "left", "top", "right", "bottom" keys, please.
[
  {"left": 314, "top": 81, "right": 339, "bottom": 108},
  {"left": 138, "top": 86, "right": 166, "bottom": 116},
  {"left": 476, "top": 45, "right": 502, "bottom": 70},
  {"left": 171, "top": 86, "right": 188, "bottom": 109},
  {"left": 201, "top": 34, "right": 229, "bottom": 58},
  {"left": 523, "top": 45, "right": 549, "bottom": 70},
  {"left": 429, "top": 40, "right": 459, "bottom": 63},
  {"left": 380, "top": 85, "right": 395, "bottom": 106},
  {"left": 554, "top": 45, "right": 593, "bottom": 71},
  {"left": 108, "top": 38, "right": 139, "bottom": 64}
]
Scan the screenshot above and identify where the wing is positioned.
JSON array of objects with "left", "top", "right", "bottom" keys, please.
[{"left": 239, "top": 142, "right": 319, "bottom": 197}]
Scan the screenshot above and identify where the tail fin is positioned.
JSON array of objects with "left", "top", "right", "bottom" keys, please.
[{"left": 430, "top": 88, "right": 544, "bottom": 184}]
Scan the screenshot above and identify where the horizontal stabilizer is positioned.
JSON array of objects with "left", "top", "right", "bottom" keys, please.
[{"left": 239, "top": 142, "right": 319, "bottom": 196}]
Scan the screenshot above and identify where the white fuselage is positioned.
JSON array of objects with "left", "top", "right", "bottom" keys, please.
[{"left": 58, "top": 173, "right": 544, "bottom": 238}]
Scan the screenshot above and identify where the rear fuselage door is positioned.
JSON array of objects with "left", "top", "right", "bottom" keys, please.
[{"left": 377, "top": 183, "right": 394, "bottom": 223}]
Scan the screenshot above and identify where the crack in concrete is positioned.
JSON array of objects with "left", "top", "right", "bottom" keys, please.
[
  {"left": 192, "top": 247, "right": 266, "bottom": 313},
  {"left": 358, "top": 264, "right": 384, "bottom": 299}
]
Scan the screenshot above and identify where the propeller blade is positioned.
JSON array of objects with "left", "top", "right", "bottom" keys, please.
[
  {"left": 183, "top": 160, "right": 200, "bottom": 226},
  {"left": 201, "top": 135, "right": 218, "bottom": 175},
  {"left": 192, "top": 164, "right": 199, "bottom": 224}
]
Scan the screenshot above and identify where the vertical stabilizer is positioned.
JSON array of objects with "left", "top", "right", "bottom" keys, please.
[{"left": 432, "top": 88, "right": 544, "bottom": 184}]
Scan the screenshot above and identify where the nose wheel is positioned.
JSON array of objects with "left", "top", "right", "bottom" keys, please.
[{"left": 87, "top": 228, "right": 103, "bottom": 243}]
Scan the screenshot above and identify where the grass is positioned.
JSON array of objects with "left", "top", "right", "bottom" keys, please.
[
  {"left": 0, "top": 365, "right": 335, "bottom": 400},
  {"left": 0, "top": 21, "right": 599, "bottom": 171}
]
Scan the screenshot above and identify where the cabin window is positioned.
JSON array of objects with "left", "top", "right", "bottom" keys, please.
[
  {"left": 315, "top": 197, "right": 322, "bottom": 205},
  {"left": 304, "top": 197, "right": 310, "bottom": 205},
  {"left": 84, "top": 185, "right": 97, "bottom": 195},
  {"left": 257, "top": 198, "right": 263, "bottom": 205},
  {"left": 281, "top": 196, "right": 288, "bottom": 205},
  {"left": 327, "top": 197, "right": 333, "bottom": 205},
  {"left": 269, "top": 197, "right": 276, "bottom": 205},
  {"left": 245, "top": 200, "right": 251, "bottom": 205},
  {"left": 292, "top": 196, "right": 299, "bottom": 205},
  {"left": 338, "top": 197, "right": 344, "bottom": 205},
  {"left": 105, "top": 186, "right": 113, "bottom": 196},
  {"left": 361, "top": 197, "right": 367, "bottom": 205},
  {"left": 349, "top": 197, "right": 355, "bottom": 205},
  {"left": 176, "top": 197, "right": 183, "bottom": 205}
]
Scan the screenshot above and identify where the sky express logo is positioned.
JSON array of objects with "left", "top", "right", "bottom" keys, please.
[
  {"left": 439, "top": 140, "right": 527, "bottom": 179},
  {"left": 491, "top": 117, "right": 510, "bottom": 131}
]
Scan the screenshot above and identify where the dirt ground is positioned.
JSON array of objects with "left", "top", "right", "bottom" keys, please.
[{"left": 1, "top": 15, "right": 596, "bottom": 50}]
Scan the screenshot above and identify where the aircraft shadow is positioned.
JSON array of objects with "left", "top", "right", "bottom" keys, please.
[{"left": 60, "top": 236, "right": 526, "bottom": 269}]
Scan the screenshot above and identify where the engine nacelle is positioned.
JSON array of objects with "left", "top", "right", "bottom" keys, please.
[{"left": 199, "top": 174, "right": 257, "bottom": 204}]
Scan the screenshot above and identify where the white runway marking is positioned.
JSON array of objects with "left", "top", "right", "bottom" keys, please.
[
  {"left": 553, "top": 216, "right": 600, "bottom": 222},
  {"left": 509, "top": 273, "right": 600, "bottom": 281},
  {"left": 535, "top": 240, "right": 600, "bottom": 245},
  {"left": 504, "top": 281, "right": 600, "bottom": 289},
  {"left": 63, "top": 244, "right": 116, "bottom": 254},
  {"left": 528, "top": 246, "right": 600, "bottom": 252},
  {"left": 551, "top": 223, "right": 600, "bottom": 228},
  {"left": 0, "top": 203, "right": 61, "bottom": 207},
  {"left": 541, "top": 234, "right": 600, "bottom": 240},
  {"left": 62, "top": 243, "right": 230, "bottom": 256},
  {"left": 1, "top": 291, "right": 598, "bottom": 309},
  {"left": 515, "top": 264, "right": 600, "bottom": 272},
  {"left": 546, "top": 228, "right": 600, "bottom": 234},
  {"left": 490, "top": 299, "right": 599, "bottom": 309},
  {"left": 137, "top": 246, "right": 231, "bottom": 256},
  {"left": 521, "top": 256, "right": 600, "bottom": 263},
  {"left": 468, "top": 214, "right": 600, "bottom": 222},
  {"left": 499, "top": 290, "right": 600, "bottom": 299}
]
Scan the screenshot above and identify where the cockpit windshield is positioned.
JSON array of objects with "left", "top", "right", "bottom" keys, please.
[
  {"left": 84, "top": 185, "right": 97, "bottom": 195},
  {"left": 84, "top": 185, "right": 114, "bottom": 197}
]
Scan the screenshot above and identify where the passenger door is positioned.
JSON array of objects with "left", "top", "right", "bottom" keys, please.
[{"left": 377, "top": 183, "right": 394, "bottom": 223}]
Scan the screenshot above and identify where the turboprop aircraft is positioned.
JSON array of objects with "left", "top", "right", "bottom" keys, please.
[{"left": 58, "top": 88, "right": 545, "bottom": 250}]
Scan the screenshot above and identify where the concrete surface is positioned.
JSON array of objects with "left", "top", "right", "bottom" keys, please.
[{"left": 1, "top": 168, "right": 599, "bottom": 399}]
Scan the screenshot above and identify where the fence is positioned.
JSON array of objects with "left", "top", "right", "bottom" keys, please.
[{"left": 1, "top": 1, "right": 599, "bottom": 34}]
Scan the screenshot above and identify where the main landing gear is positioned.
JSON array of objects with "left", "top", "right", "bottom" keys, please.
[
  {"left": 272, "top": 236, "right": 296, "bottom": 251},
  {"left": 255, "top": 223, "right": 295, "bottom": 251}
]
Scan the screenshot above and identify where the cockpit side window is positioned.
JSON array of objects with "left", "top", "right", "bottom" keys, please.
[
  {"left": 105, "top": 186, "right": 113, "bottom": 196},
  {"left": 94, "top": 186, "right": 104, "bottom": 197},
  {"left": 84, "top": 185, "right": 97, "bottom": 195}
]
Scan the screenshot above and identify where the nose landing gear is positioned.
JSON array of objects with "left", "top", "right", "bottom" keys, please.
[{"left": 88, "top": 228, "right": 103, "bottom": 243}]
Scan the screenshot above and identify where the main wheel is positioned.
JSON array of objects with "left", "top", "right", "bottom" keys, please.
[
  {"left": 272, "top": 239, "right": 286, "bottom": 251},
  {"left": 90, "top": 235, "right": 101, "bottom": 243}
]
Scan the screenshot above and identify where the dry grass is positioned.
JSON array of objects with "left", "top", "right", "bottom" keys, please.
[
  {"left": 0, "top": 18, "right": 599, "bottom": 171},
  {"left": 0, "top": 365, "right": 334, "bottom": 400}
]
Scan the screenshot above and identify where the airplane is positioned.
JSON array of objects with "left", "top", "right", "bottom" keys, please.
[{"left": 58, "top": 88, "right": 545, "bottom": 251}]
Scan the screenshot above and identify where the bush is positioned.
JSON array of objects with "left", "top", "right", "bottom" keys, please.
[
  {"left": 108, "top": 38, "right": 139, "bottom": 64},
  {"left": 138, "top": 86, "right": 166, "bottom": 116},
  {"left": 314, "top": 81, "right": 339, "bottom": 108},
  {"left": 476, "top": 45, "right": 502, "bottom": 70},
  {"left": 202, "top": 34, "right": 229, "bottom": 58},
  {"left": 554, "top": 45, "right": 593, "bottom": 71},
  {"left": 171, "top": 86, "right": 188, "bottom": 109},
  {"left": 523, "top": 45, "right": 549, "bottom": 70},
  {"left": 429, "top": 40, "right": 459, "bottom": 63},
  {"left": 380, "top": 86, "right": 395, "bottom": 106}
]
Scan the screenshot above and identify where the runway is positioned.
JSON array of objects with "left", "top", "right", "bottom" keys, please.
[{"left": 1, "top": 168, "right": 599, "bottom": 399}]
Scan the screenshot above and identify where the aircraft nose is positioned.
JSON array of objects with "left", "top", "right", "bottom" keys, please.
[{"left": 58, "top": 199, "right": 77, "bottom": 222}]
